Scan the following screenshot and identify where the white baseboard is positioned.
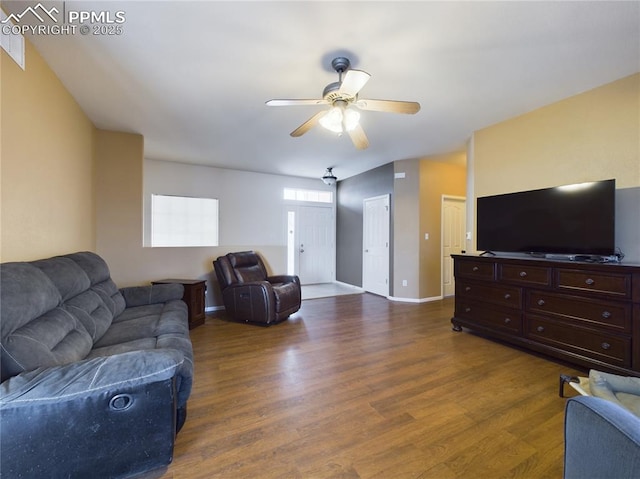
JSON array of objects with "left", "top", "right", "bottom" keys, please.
[
  {"left": 333, "top": 281, "right": 365, "bottom": 292},
  {"left": 205, "top": 305, "right": 225, "bottom": 313},
  {"left": 387, "top": 295, "right": 443, "bottom": 303}
]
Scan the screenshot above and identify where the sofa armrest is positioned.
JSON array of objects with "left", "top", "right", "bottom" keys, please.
[
  {"left": 120, "top": 283, "right": 184, "bottom": 307},
  {"left": 1, "top": 350, "right": 183, "bottom": 478},
  {"left": 1, "top": 349, "right": 183, "bottom": 402},
  {"left": 564, "top": 396, "right": 640, "bottom": 479}
]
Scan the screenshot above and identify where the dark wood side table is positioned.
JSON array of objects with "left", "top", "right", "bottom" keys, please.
[{"left": 152, "top": 279, "right": 206, "bottom": 329}]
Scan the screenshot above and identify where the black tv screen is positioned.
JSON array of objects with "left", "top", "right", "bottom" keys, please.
[{"left": 477, "top": 179, "right": 616, "bottom": 256}]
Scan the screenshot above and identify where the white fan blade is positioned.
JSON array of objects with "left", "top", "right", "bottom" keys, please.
[
  {"left": 355, "top": 99, "right": 421, "bottom": 114},
  {"left": 347, "top": 123, "right": 369, "bottom": 150},
  {"left": 338, "top": 70, "right": 371, "bottom": 97},
  {"left": 291, "top": 110, "right": 328, "bottom": 137},
  {"left": 266, "top": 99, "right": 328, "bottom": 106}
]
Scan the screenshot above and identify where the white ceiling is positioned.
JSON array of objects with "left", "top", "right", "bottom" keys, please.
[{"left": 14, "top": 1, "right": 640, "bottom": 180}]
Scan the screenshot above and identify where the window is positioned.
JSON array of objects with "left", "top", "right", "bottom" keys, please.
[
  {"left": 283, "top": 188, "right": 333, "bottom": 203},
  {"left": 150, "top": 194, "right": 219, "bottom": 247}
]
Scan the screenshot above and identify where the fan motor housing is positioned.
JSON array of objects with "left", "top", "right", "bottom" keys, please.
[{"left": 323, "top": 82, "right": 355, "bottom": 103}]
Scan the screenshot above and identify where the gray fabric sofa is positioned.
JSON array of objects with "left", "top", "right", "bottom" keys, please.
[
  {"left": 564, "top": 396, "right": 640, "bottom": 478},
  {"left": 0, "top": 251, "right": 194, "bottom": 478}
]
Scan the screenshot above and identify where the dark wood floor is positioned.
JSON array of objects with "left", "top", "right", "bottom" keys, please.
[{"left": 162, "top": 294, "right": 583, "bottom": 478}]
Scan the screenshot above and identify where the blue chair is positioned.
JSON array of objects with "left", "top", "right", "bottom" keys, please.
[{"left": 564, "top": 395, "right": 640, "bottom": 478}]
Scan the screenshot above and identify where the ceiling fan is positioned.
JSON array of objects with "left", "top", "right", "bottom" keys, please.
[{"left": 266, "top": 57, "right": 421, "bottom": 150}]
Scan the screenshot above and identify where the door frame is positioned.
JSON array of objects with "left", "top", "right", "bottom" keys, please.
[{"left": 441, "top": 195, "right": 467, "bottom": 297}]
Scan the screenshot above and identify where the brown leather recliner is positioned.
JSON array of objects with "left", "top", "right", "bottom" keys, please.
[{"left": 213, "top": 251, "right": 301, "bottom": 325}]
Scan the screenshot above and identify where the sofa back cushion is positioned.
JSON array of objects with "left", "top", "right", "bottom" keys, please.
[
  {"left": 35, "top": 252, "right": 126, "bottom": 340},
  {"left": 0, "top": 252, "right": 125, "bottom": 381},
  {"left": 0, "top": 263, "right": 93, "bottom": 381}
]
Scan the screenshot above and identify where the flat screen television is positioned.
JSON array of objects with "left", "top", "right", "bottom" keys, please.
[{"left": 476, "top": 179, "right": 616, "bottom": 256}]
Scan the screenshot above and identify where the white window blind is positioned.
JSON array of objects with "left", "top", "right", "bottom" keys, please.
[{"left": 151, "top": 194, "right": 219, "bottom": 247}]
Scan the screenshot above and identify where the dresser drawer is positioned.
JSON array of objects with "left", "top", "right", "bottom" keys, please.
[
  {"left": 455, "top": 260, "right": 495, "bottom": 280},
  {"left": 526, "top": 315, "right": 631, "bottom": 367},
  {"left": 499, "top": 264, "right": 551, "bottom": 286},
  {"left": 456, "top": 300, "right": 522, "bottom": 334},
  {"left": 556, "top": 269, "right": 631, "bottom": 298},
  {"left": 527, "top": 291, "right": 631, "bottom": 332},
  {"left": 456, "top": 281, "right": 521, "bottom": 308}
]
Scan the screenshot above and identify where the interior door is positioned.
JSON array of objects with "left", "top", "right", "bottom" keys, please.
[
  {"left": 363, "top": 195, "right": 390, "bottom": 297},
  {"left": 442, "top": 196, "right": 466, "bottom": 297},
  {"left": 297, "top": 205, "right": 334, "bottom": 284}
]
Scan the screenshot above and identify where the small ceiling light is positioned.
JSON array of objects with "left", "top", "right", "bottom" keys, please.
[{"left": 322, "top": 167, "right": 337, "bottom": 186}]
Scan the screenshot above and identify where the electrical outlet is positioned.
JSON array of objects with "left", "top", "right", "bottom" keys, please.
[
  {"left": 425, "top": 233, "right": 429, "bottom": 240},
  {"left": 402, "top": 280, "right": 408, "bottom": 287}
]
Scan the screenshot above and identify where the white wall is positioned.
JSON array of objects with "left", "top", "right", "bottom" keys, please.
[
  {"left": 145, "top": 160, "right": 330, "bottom": 247},
  {"left": 143, "top": 159, "right": 333, "bottom": 307}
]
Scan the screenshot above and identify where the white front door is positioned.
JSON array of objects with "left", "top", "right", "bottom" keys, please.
[
  {"left": 297, "top": 205, "right": 334, "bottom": 284},
  {"left": 363, "top": 195, "right": 390, "bottom": 297},
  {"left": 442, "top": 196, "right": 466, "bottom": 297}
]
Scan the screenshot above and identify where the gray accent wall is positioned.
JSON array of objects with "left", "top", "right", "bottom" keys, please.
[{"left": 336, "top": 163, "right": 394, "bottom": 289}]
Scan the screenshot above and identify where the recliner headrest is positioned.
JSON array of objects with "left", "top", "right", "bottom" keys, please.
[{"left": 228, "top": 251, "right": 259, "bottom": 268}]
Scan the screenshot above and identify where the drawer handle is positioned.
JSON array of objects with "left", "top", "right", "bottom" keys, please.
[
  {"left": 465, "top": 307, "right": 471, "bottom": 313},
  {"left": 504, "top": 317, "right": 511, "bottom": 324},
  {"left": 536, "top": 326, "right": 545, "bottom": 333},
  {"left": 519, "top": 271, "right": 527, "bottom": 277},
  {"left": 601, "top": 342, "right": 611, "bottom": 350},
  {"left": 472, "top": 266, "right": 479, "bottom": 272},
  {"left": 504, "top": 293, "right": 511, "bottom": 300},
  {"left": 602, "top": 311, "right": 612, "bottom": 319},
  {"left": 465, "top": 286, "right": 471, "bottom": 292},
  {"left": 537, "top": 299, "right": 545, "bottom": 306},
  {"left": 585, "top": 278, "right": 595, "bottom": 286}
]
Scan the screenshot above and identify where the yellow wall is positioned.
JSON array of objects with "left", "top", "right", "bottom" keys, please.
[
  {"left": 1, "top": 41, "right": 95, "bottom": 261},
  {"left": 419, "top": 157, "right": 466, "bottom": 299},
  {"left": 474, "top": 73, "right": 640, "bottom": 197}
]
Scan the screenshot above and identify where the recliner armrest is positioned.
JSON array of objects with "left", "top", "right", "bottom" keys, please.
[
  {"left": 267, "top": 274, "right": 300, "bottom": 285},
  {"left": 221, "top": 281, "right": 276, "bottom": 324},
  {"left": 120, "top": 283, "right": 184, "bottom": 307}
]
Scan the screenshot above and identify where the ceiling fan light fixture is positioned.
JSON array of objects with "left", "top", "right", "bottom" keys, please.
[
  {"left": 319, "top": 103, "right": 360, "bottom": 134},
  {"left": 319, "top": 106, "right": 344, "bottom": 133},
  {"left": 266, "top": 56, "right": 420, "bottom": 149},
  {"left": 343, "top": 108, "right": 360, "bottom": 132},
  {"left": 322, "top": 167, "right": 337, "bottom": 186}
]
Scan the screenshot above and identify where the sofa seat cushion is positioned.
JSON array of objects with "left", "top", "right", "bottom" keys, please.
[
  {"left": 96, "top": 300, "right": 189, "bottom": 347},
  {"left": 89, "top": 299, "right": 194, "bottom": 408}
]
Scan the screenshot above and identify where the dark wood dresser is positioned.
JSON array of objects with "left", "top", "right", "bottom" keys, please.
[{"left": 451, "top": 254, "right": 640, "bottom": 375}]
